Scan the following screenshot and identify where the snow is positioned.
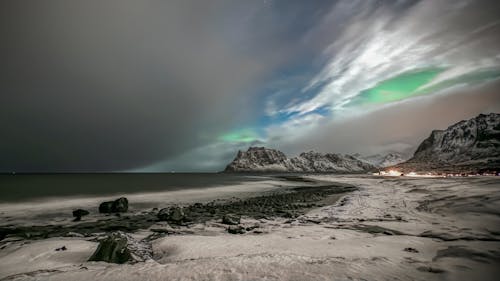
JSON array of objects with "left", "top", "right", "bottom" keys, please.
[
  {"left": 1, "top": 175, "right": 499, "bottom": 280},
  {"left": 0, "top": 238, "right": 97, "bottom": 279}
]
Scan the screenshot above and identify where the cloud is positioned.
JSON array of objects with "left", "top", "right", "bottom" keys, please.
[
  {"left": 1, "top": 0, "right": 499, "bottom": 172},
  {"left": 0, "top": 0, "right": 331, "bottom": 172},
  {"left": 283, "top": 0, "right": 500, "bottom": 116},
  {"left": 272, "top": 80, "right": 500, "bottom": 157}
]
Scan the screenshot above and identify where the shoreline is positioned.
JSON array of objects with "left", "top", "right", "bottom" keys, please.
[
  {"left": 0, "top": 175, "right": 499, "bottom": 280},
  {"left": 0, "top": 176, "right": 356, "bottom": 242}
]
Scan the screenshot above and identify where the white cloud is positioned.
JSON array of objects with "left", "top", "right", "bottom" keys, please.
[{"left": 283, "top": 0, "right": 500, "bottom": 116}]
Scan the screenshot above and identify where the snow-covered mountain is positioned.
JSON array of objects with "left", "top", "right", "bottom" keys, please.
[
  {"left": 224, "top": 147, "right": 375, "bottom": 173},
  {"left": 393, "top": 113, "right": 500, "bottom": 172},
  {"left": 361, "top": 153, "right": 408, "bottom": 168}
]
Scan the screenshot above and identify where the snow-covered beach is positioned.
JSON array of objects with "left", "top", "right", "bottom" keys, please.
[{"left": 1, "top": 175, "right": 499, "bottom": 281}]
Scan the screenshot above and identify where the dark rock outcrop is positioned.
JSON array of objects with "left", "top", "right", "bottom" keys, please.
[
  {"left": 88, "top": 231, "right": 152, "bottom": 264},
  {"left": 88, "top": 232, "right": 132, "bottom": 264},
  {"left": 72, "top": 209, "right": 89, "bottom": 221},
  {"left": 99, "top": 197, "right": 129, "bottom": 213}
]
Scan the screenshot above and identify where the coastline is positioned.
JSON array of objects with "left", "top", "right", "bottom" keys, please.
[{"left": 0, "top": 175, "right": 499, "bottom": 280}]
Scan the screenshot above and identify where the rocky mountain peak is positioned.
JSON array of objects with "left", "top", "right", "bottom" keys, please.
[
  {"left": 393, "top": 113, "right": 500, "bottom": 172},
  {"left": 225, "top": 147, "right": 375, "bottom": 173}
]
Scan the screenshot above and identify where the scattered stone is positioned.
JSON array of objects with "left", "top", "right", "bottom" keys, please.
[
  {"left": 55, "top": 246, "right": 67, "bottom": 251},
  {"left": 99, "top": 197, "right": 129, "bottom": 213},
  {"left": 404, "top": 247, "right": 419, "bottom": 253},
  {"left": 228, "top": 225, "right": 246, "bottom": 234},
  {"left": 72, "top": 209, "right": 89, "bottom": 221},
  {"left": 416, "top": 266, "right": 446, "bottom": 273},
  {"left": 222, "top": 214, "right": 241, "bottom": 225},
  {"left": 157, "top": 206, "right": 186, "bottom": 224}
]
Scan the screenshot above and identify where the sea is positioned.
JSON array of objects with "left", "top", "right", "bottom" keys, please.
[{"left": 0, "top": 173, "right": 272, "bottom": 203}]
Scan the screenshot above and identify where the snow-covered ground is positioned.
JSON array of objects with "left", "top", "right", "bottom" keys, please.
[{"left": 1, "top": 175, "right": 499, "bottom": 280}]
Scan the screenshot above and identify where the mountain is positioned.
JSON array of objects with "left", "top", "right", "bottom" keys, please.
[
  {"left": 392, "top": 113, "right": 500, "bottom": 173},
  {"left": 361, "top": 153, "right": 408, "bottom": 168},
  {"left": 224, "top": 147, "right": 375, "bottom": 173}
]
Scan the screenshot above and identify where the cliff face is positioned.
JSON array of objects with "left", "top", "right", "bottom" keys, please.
[
  {"left": 393, "top": 113, "right": 500, "bottom": 172},
  {"left": 224, "top": 147, "right": 375, "bottom": 173}
]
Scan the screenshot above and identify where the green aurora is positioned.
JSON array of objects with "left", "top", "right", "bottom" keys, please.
[
  {"left": 348, "top": 67, "right": 500, "bottom": 107},
  {"left": 219, "top": 128, "right": 259, "bottom": 143}
]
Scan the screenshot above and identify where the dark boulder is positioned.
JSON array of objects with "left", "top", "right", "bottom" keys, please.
[
  {"left": 72, "top": 209, "right": 89, "bottom": 221},
  {"left": 88, "top": 232, "right": 132, "bottom": 264},
  {"left": 88, "top": 232, "right": 152, "bottom": 264},
  {"left": 157, "top": 206, "right": 186, "bottom": 224},
  {"left": 99, "top": 201, "right": 114, "bottom": 213},
  {"left": 99, "top": 197, "right": 129, "bottom": 213},
  {"left": 222, "top": 214, "right": 240, "bottom": 225},
  {"left": 113, "top": 197, "right": 128, "bottom": 212}
]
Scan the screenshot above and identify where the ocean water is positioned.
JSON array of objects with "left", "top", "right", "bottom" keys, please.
[{"left": 0, "top": 173, "right": 271, "bottom": 202}]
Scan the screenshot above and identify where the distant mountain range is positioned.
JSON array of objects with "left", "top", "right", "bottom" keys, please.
[
  {"left": 224, "top": 147, "right": 376, "bottom": 173},
  {"left": 391, "top": 113, "right": 500, "bottom": 173},
  {"left": 224, "top": 113, "right": 499, "bottom": 174}
]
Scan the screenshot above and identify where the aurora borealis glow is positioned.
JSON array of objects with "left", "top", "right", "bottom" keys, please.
[
  {"left": 350, "top": 68, "right": 445, "bottom": 105},
  {"left": 1, "top": 0, "right": 500, "bottom": 172}
]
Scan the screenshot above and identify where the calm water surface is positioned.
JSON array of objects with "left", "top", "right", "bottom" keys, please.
[{"left": 0, "top": 173, "right": 272, "bottom": 202}]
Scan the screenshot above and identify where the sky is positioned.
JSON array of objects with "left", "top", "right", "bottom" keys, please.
[{"left": 1, "top": 0, "right": 500, "bottom": 172}]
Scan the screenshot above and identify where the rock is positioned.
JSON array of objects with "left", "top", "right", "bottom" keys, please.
[
  {"left": 99, "top": 201, "right": 114, "bottom": 213},
  {"left": 72, "top": 209, "right": 89, "bottom": 221},
  {"left": 222, "top": 214, "right": 240, "bottom": 225},
  {"left": 99, "top": 197, "right": 128, "bottom": 213},
  {"left": 113, "top": 197, "right": 128, "bottom": 212},
  {"left": 416, "top": 266, "right": 445, "bottom": 274},
  {"left": 227, "top": 225, "right": 246, "bottom": 234},
  {"left": 157, "top": 207, "right": 186, "bottom": 224},
  {"left": 88, "top": 231, "right": 152, "bottom": 264},
  {"left": 404, "top": 247, "right": 419, "bottom": 253},
  {"left": 88, "top": 232, "right": 132, "bottom": 264}
]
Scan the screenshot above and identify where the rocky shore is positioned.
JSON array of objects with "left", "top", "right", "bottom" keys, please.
[{"left": 0, "top": 178, "right": 356, "bottom": 242}]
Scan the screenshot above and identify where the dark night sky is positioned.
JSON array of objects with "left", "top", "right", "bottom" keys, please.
[{"left": 1, "top": 0, "right": 500, "bottom": 172}]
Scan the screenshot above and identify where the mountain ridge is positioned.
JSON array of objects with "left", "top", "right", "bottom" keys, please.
[
  {"left": 391, "top": 113, "right": 500, "bottom": 173},
  {"left": 224, "top": 147, "right": 376, "bottom": 173}
]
